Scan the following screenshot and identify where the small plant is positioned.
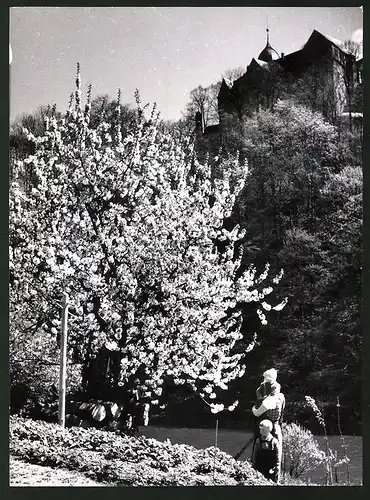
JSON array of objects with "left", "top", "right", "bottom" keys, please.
[
  {"left": 336, "top": 396, "right": 351, "bottom": 484},
  {"left": 304, "top": 395, "right": 351, "bottom": 485},
  {"left": 305, "top": 396, "right": 332, "bottom": 484},
  {"left": 281, "top": 422, "right": 325, "bottom": 479}
]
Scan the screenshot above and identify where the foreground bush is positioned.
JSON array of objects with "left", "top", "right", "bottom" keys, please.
[
  {"left": 282, "top": 422, "right": 325, "bottom": 478},
  {"left": 10, "top": 416, "right": 271, "bottom": 486}
]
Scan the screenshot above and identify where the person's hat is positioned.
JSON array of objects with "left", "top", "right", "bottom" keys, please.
[{"left": 263, "top": 368, "right": 278, "bottom": 382}]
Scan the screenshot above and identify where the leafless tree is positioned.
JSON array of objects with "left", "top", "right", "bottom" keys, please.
[
  {"left": 222, "top": 66, "right": 246, "bottom": 85},
  {"left": 183, "top": 67, "right": 247, "bottom": 129}
]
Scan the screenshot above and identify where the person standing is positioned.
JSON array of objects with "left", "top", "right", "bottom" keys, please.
[
  {"left": 252, "top": 376, "right": 285, "bottom": 450},
  {"left": 251, "top": 378, "right": 285, "bottom": 473},
  {"left": 252, "top": 419, "right": 281, "bottom": 483},
  {"left": 234, "top": 369, "right": 285, "bottom": 461}
]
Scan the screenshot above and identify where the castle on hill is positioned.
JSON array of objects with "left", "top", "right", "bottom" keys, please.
[{"left": 195, "top": 28, "right": 363, "bottom": 143}]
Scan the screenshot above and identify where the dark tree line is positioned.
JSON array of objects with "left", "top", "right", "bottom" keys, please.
[{"left": 218, "top": 99, "right": 362, "bottom": 434}]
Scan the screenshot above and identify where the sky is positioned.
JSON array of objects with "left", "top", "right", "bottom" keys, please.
[{"left": 9, "top": 6, "right": 363, "bottom": 122}]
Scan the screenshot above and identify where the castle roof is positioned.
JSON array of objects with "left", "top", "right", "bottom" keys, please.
[
  {"left": 304, "top": 29, "right": 355, "bottom": 57},
  {"left": 320, "top": 31, "right": 362, "bottom": 60},
  {"left": 321, "top": 32, "right": 348, "bottom": 50},
  {"left": 251, "top": 58, "right": 268, "bottom": 68},
  {"left": 217, "top": 78, "right": 231, "bottom": 100},
  {"left": 258, "top": 28, "right": 280, "bottom": 62}
]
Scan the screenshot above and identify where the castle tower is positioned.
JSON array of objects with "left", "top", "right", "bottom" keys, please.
[{"left": 258, "top": 28, "right": 280, "bottom": 62}]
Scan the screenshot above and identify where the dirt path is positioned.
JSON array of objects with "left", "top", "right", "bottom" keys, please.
[{"left": 9, "top": 456, "right": 107, "bottom": 487}]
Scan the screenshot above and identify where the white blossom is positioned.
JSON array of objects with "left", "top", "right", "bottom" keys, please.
[
  {"left": 9, "top": 72, "right": 286, "bottom": 424},
  {"left": 210, "top": 403, "right": 224, "bottom": 414}
]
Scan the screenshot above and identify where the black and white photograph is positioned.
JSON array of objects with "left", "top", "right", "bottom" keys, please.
[{"left": 9, "top": 5, "right": 363, "bottom": 487}]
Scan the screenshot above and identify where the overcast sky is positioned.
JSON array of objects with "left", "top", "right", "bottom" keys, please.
[{"left": 9, "top": 6, "right": 363, "bottom": 122}]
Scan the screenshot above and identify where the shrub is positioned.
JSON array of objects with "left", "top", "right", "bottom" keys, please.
[
  {"left": 282, "top": 422, "right": 325, "bottom": 478},
  {"left": 10, "top": 416, "right": 271, "bottom": 486}
]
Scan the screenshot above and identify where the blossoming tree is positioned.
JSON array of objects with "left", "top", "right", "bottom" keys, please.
[{"left": 10, "top": 65, "right": 286, "bottom": 428}]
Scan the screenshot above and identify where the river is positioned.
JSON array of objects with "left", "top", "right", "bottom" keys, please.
[{"left": 140, "top": 426, "right": 362, "bottom": 486}]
